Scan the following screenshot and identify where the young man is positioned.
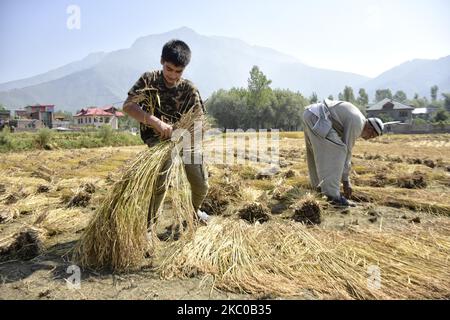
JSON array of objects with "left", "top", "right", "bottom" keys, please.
[
  {"left": 123, "top": 39, "right": 209, "bottom": 225},
  {"left": 303, "top": 99, "right": 384, "bottom": 207}
]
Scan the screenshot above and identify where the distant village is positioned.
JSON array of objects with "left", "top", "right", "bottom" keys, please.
[
  {"left": 0, "top": 98, "right": 448, "bottom": 134},
  {"left": 0, "top": 105, "right": 128, "bottom": 132},
  {"left": 365, "top": 98, "right": 448, "bottom": 134}
]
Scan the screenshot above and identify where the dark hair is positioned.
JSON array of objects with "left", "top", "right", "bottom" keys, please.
[{"left": 161, "top": 39, "right": 191, "bottom": 67}]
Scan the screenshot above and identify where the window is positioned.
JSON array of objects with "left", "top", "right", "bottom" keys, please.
[
  {"left": 99, "top": 117, "right": 103, "bottom": 123},
  {"left": 105, "top": 117, "right": 110, "bottom": 123},
  {"left": 89, "top": 118, "right": 92, "bottom": 123},
  {"left": 94, "top": 117, "right": 98, "bottom": 123},
  {"left": 399, "top": 111, "right": 408, "bottom": 117}
]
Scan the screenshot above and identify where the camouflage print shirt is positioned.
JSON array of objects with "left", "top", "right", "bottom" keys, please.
[{"left": 124, "top": 70, "right": 204, "bottom": 145}]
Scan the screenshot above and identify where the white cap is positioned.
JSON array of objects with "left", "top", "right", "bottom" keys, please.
[{"left": 367, "top": 118, "right": 384, "bottom": 136}]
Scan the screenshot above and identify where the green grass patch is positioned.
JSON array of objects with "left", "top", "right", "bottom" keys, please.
[{"left": 0, "top": 130, "right": 144, "bottom": 153}]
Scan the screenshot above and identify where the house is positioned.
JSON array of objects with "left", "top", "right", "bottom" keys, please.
[
  {"left": 0, "top": 110, "right": 10, "bottom": 121},
  {"left": 15, "top": 104, "right": 55, "bottom": 128},
  {"left": 0, "top": 110, "right": 11, "bottom": 130},
  {"left": 25, "top": 105, "right": 54, "bottom": 128},
  {"left": 412, "top": 107, "right": 439, "bottom": 121},
  {"left": 74, "top": 106, "right": 124, "bottom": 130},
  {"left": 366, "top": 99, "right": 414, "bottom": 124}
]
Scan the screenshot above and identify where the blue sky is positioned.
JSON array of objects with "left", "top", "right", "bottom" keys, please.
[{"left": 1, "top": 0, "right": 449, "bottom": 83}]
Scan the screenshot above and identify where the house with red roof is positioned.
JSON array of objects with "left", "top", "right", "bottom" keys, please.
[{"left": 74, "top": 106, "right": 124, "bottom": 130}]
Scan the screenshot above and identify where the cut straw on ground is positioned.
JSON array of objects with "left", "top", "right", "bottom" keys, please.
[{"left": 158, "top": 217, "right": 450, "bottom": 299}]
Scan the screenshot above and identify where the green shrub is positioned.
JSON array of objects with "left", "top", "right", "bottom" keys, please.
[
  {"left": 34, "top": 128, "right": 53, "bottom": 149},
  {"left": 0, "top": 129, "right": 143, "bottom": 153},
  {"left": 97, "top": 125, "right": 114, "bottom": 144},
  {"left": 0, "top": 127, "right": 12, "bottom": 148},
  {"left": 412, "top": 118, "right": 428, "bottom": 125}
]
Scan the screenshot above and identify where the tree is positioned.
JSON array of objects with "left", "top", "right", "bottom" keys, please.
[
  {"left": 375, "top": 89, "right": 393, "bottom": 102},
  {"left": 309, "top": 92, "right": 318, "bottom": 104},
  {"left": 207, "top": 87, "right": 308, "bottom": 132},
  {"left": 272, "top": 89, "right": 308, "bottom": 131},
  {"left": 393, "top": 90, "right": 407, "bottom": 103},
  {"left": 442, "top": 93, "right": 450, "bottom": 112},
  {"left": 414, "top": 93, "right": 419, "bottom": 100},
  {"left": 413, "top": 118, "right": 428, "bottom": 126},
  {"left": 434, "top": 109, "right": 449, "bottom": 123},
  {"left": 342, "top": 86, "right": 356, "bottom": 104},
  {"left": 409, "top": 96, "right": 429, "bottom": 108},
  {"left": 247, "top": 66, "right": 272, "bottom": 98},
  {"left": 431, "top": 85, "right": 439, "bottom": 102},
  {"left": 206, "top": 88, "right": 248, "bottom": 130},
  {"left": 328, "top": 95, "right": 334, "bottom": 100},
  {"left": 0, "top": 104, "right": 6, "bottom": 111},
  {"left": 357, "top": 88, "right": 369, "bottom": 107},
  {"left": 247, "top": 66, "right": 273, "bottom": 129}
]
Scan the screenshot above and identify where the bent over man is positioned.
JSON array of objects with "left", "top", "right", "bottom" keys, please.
[{"left": 303, "top": 99, "right": 384, "bottom": 207}]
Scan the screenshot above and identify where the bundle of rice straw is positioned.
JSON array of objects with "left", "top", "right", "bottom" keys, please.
[
  {"left": 73, "top": 105, "right": 205, "bottom": 272},
  {"left": 159, "top": 217, "right": 450, "bottom": 299}
]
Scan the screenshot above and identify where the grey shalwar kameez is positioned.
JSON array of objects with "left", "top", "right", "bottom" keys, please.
[{"left": 303, "top": 100, "right": 366, "bottom": 199}]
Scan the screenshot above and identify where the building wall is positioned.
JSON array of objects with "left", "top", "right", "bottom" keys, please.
[
  {"left": 110, "top": 117, "right": 119, "bottom": 130},
  {"left": 367, "top": 110, "right": 413, "bottom": 124},
  {"left": 75, "top": 116, "right": 118, "bottom": 129},
  {"left": 14, "top": 119, "right": 44, "bottom": 131},
  {"left": 0, "top": 111, "right": 11, "bottom": 121},
  {"left": 15, "top": 108, "right": 53, "bottom": 128},
  {"left": 53, "top": 120, "right": 71, "bottom": 128},
  {"left": 388, "top": 123, "right": 450, "bottom": 134}
]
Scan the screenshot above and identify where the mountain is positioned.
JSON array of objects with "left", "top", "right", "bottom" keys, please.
[
  {"left": 0, "top": 27, "right": 368, "bottom": 112},
  {"left": 363, "top": 56, "right": 450, "bottom": 99},
  {"left": 0, "top": 27, "right": 448, "bottom": 113},
  {"left": 0, "top": 52, "right": 107, "bottom": 92}
]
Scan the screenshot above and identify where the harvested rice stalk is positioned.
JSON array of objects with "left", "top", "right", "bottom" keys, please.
[
  {"left": 0, "top": 227, "right": 46, "bottom": 261},
  {"left": 73, "top": 107, "right": 205, "bottom": 271},
  {"left": 291, "top": 194, "right": 321, "bottom": 225},
  {"left": 36, "top": 185, "right": 50, "bottom": 194},
  {"left": 238, "top": 202, "right": 271, "bottom": 224},
  {"left": 329, "top": 224, "right": 450, "bottom": 299},
  {"left": 159, "top": 218, "right": 450, "bottom": 299},
  {"left": 67, "top": 190, "right": 91, "bottom": 208},
  {"left": 0, "top": 209, "right": 14, "bottom": 224},
  {"left": 200, "top": 179, "right": 242, "bottom": 216},
  {"left": 82, "top": 182, "right": 96, "bottom": 194},
  {"left": 159, "top": 219, "right": 375, "bottom": 299},
  {"left": 200, "top": 184, "right": 230, "bottom": 216},
  {"left": 39, "top": 208, "right": 89, "bottom": 236}
]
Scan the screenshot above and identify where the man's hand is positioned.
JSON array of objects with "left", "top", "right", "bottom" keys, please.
[
  {"left": 343, "top": 181, "right": 352, "bottom": 199},
  {"left": 153, "top": 118, "right": 173, "bottom": 140}
]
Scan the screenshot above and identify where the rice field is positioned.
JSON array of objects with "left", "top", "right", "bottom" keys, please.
[{"left": 0, "top": 133, "right": 449, "bottom": 299}]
